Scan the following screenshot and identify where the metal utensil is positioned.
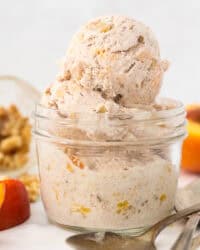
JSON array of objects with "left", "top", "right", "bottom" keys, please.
[
  {"left": 191, "top": 232, "right": 200, "bottom": 250},
  {"left": 171, "top": 213, "right": 200, "bottom": 250},
  {"left": 67, "top": 203, "right": 200, "bottom": 250},
  {"left": 171, "top": 179, "right": 200, "bottom": 250}
]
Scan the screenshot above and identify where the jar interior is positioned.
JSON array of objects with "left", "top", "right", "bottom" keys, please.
[{"left": 36, "top": 138, "right": 182, "bottom": 232}]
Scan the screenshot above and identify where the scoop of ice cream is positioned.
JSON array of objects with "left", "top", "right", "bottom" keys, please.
[
  {"left": 41, "top": 79, "right": 176, "bottom": 143},
  {"left": 59, "top": 15, "right": 168, "bottom": 107},
  {"left": 41, "top": 15, "right": 171, "bottom": 141}
]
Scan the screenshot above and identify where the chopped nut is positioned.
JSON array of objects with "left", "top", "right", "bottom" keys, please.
[
  {"left": 21, "top": 125, "right": 31, "bottom": 150},
  {"left": 101, "top": 92, "right": 107, "bottom": 99},
  {"left": 0, "top": 152, "right": 4, "bottom": 163},
  {"left": 138, "top": 35, "right": 144, "bottom": 43},
  {"left": 64, "top": 70, "right": 71, "bottom": 80},
  {"left": 0, "top": 107, "right": 8, "bottom": 118},
  {"left": 0, "top": 105, "right": 31, "bottom": 170},
  {"left": 1, "top": 136, "right": 22, "bottom": 153},
  {"left": 113, "top": 94, "right": 122, "bottom": 103},
  {"left": 148, "top": 58, "right": 158, "bottom": 70},
  {"left": 57, "top": 70, "right": 71, "bottom": 82},
  {"left": 74, "top": 63, "right": 85, "bottom": 80},
  {"left": 13, "top": 153, "right": 28, "bottom": 168},
  {"left": 18, "top": 173, "right": 40, "bottom": 202},
  {"left": 93, "top": 86, "right": 102, "bottom": 92}
]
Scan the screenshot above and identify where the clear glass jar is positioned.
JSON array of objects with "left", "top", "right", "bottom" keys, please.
[{"left": 34, "top": 98, "right": 186, "bottom": 234}]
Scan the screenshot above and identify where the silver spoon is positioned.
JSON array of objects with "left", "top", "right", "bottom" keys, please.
[
  {"left": 171, "top": 213, "right": 200, "bottom": 250},
  {"left": 171, "top": 180, "right": 200, "bottom": 250},
  {"left": 67, "top": 203, "right": 200, "bottom": 250}
]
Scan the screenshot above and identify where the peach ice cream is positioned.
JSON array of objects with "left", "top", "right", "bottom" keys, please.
[
  {"left": 58, "top": 16, "right": 168, "bottom": 107},
  {"left": 37, "top": 16, "right": 186, "bottom": 232}
]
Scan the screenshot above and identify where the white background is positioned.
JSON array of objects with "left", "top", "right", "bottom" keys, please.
[{"left": 0, "top": 0, "right": 200, "bottom": 104}]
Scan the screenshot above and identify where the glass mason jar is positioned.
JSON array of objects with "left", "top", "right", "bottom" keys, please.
[{"left": 34, "top": 98, "right": 186, "bottom": 234}]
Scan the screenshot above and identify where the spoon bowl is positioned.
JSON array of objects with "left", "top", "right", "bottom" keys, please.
[
  {"left": 67, "top": 203, "right": 200, "bottom": 250},
  {"left": 67, "top": 232, "right": 155, "bottom": 250}
]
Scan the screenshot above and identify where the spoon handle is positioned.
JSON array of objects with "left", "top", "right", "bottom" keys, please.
[
  {"left": 152, "top": 203, "right": 200, "bottom": 240},
  {"left": 171, "top": 213, "right": 200, "bottom": 250}
]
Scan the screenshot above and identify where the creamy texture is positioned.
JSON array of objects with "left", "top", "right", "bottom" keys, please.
[
  {"left": 39, "top": 141, "right": 177, "bottom": 230},
  {"left": 38, "top": 15, "right": 181, "bottom": 232},
  {"left": 42, "top": 16, "right": 169, "bottom": 118},
  {"left": 57, "top": 16, "right": 168, "bottom": 106},
  {"left": 41, "top": 80, "right": 176, "bottom": 142}
]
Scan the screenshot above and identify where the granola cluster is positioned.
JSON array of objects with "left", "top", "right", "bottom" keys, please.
[
  {"left": 0, "top": 105, "right": 31, "bottom": 170},
  {"left": 18, "top": 173, "right": 40, "bottom": 202}
]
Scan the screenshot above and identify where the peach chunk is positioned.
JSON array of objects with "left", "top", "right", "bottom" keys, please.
[{"left": 0, "top": 179, "right": 30, "bottom": 230}]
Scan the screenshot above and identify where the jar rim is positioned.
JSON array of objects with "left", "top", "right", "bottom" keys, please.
[{"left": 33, "top": 97, "right": 187, "bottom": 147}]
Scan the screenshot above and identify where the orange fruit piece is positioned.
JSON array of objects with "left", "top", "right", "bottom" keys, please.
[
  {"left": 181, "top": 105, "right": 200, "bottom": 173},
  {"left": 0, "top": 179, "right": 30, "bottom": 230}
]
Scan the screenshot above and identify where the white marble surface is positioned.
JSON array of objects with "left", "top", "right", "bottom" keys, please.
[{"left": 0, "top": 173, "right": 199, "bottom": 250}]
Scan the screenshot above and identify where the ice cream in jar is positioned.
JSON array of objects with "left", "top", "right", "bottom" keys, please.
[{"left": 35, "top": 15, "right": 186, "bottom": 233}]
